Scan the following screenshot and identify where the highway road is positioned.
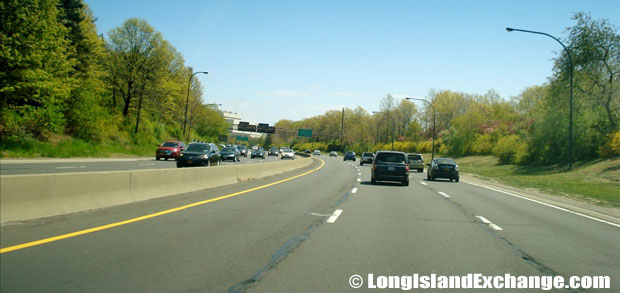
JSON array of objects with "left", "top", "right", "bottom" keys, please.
[
  {"left": 1, "top": 156, "right": 618, "bottom": 292},
  {"left": 0, "top": 155, "right": 283, "bottom": 175}
]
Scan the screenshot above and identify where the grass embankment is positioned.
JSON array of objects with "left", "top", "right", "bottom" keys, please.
[
  {"left": 452, "top": 155, "right": 620, "bottom": 208},
  {"left": 0, "top": 136, "right": 154, "bottom": 158}
]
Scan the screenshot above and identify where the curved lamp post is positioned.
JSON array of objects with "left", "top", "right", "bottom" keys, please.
[
  {"left": 183, "top": 71, "right": 208, "bottom": 140},
  {"left": 373, "top": 111, "right": 395, "bottom": 151},
  {"left": 506, "top": 27, "right": 573, "bottom": 169},
  {"left": 406, "top": 97, "right": 436, "bottom": 162}
]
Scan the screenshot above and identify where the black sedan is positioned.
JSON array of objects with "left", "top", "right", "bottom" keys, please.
[
  {"left": 220, "top": 147, "right": 240, "bottom": 162},
  {"left": 427, "top": 158, "right": 459, "bottom": 182},
  {"left": 371, "top": 151, "right": 409, "bottom": 186},
  {"left": 251, "top": 147, "right": 265, "bottom": 159},
  {"left": 176, "top": 143, "right": 220, "bottom": 168}
]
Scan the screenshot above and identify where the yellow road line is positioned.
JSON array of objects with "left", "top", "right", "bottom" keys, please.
[{"left": 1, "top": 158, "right": 325, "bottom": 254}]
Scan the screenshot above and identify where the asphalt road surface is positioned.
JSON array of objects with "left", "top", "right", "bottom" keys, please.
[
  {"left": 1, "top": 156, "right": 618, "bottom": 292},
  {"left": 0, "top": 155, "right": 284, "bottom": 175}
]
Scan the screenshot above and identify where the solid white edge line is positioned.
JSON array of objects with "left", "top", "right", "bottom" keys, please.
[
  {"left": 464, "top": 180, "right": 620, "bottom": 228},
  {"left": 438, "top": 191, "right": 450, "bottom": 198},
  {"left": 351, "top": 188, "right": 358, "bottom": 194},
  {"left": 326, "top": 209, "right": 343, "bottom": 223},
  {"left": 420, "top": 182, "right": 428, "bottom": 186}
]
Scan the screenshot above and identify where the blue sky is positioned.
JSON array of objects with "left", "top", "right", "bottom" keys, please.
[{"left": 86, "top": 0, "right": 619, "bottom": 124}]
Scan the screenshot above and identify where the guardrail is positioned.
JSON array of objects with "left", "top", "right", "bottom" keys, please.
[{"left": 0, "top": 157, "right": 313, "bottom": 223}]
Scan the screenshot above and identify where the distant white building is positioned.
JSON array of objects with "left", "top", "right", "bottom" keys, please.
[{"left": 221, "top": 111, "right": 263, "bottom": 138}]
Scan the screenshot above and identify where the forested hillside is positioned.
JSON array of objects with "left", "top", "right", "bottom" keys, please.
[{"left": 0, "top": 0, "right": 228, "bottom": 157}]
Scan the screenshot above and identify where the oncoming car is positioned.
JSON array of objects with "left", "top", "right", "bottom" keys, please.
[
  {"left": 427, "top": 158, "right": 459, "bottom": 182},
  {"left": 156, "top": 141, "right": 185, "bottom": 160},
  {"left": 220, "top": 147, "right": 240, "bottom": 162},
  {"left": 251, "top": 147, "right": 265, "bottom": 159},
  {"left": 281, "top": 148, "right": 295, "bottom": 159},
  {"left": 176, "top": 143, "right": 220, "bottom": 168}
]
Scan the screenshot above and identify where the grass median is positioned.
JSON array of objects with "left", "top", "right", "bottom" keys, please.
[{"left": 450, "top": 155, "right": 620, "bottom": 208}]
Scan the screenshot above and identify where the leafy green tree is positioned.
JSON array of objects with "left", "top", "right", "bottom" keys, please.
[{"left": 0, "top": 0, "right": 74, "bottom": 138}]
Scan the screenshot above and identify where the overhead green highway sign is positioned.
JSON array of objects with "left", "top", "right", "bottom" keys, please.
[{"left": 297, "top": 129, "right": 312, "bottom": 137}]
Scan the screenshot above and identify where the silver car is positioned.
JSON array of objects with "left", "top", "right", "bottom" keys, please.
[
  {"left": 407, "top": 153, "right": 425, "bottom": 172},
  {"left": 281, "top": 148, "right": 295, "bottom": 159}
]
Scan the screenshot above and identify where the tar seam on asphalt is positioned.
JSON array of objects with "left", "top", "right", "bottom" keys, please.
[
  {"left": 417, "top": 183, "right": 581, "bottom": 292},
  {"left": 227, "top": 161, "right": 358, "bottom": 293}
]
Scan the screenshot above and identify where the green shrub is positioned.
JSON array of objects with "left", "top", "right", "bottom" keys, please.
[
  {"left": 493, "top": 135, "right": 522, "bottom": 164},
  {"left": 472, "top": 134, "right": 493, "bottom": 155}
]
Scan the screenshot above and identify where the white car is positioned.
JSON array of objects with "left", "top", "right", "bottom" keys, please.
[
  {"left": 313, "top": 150, "right": 321, "bottom": 156},
  {"left": 281, "top": 148, "right": 295, "bottom": 159}
]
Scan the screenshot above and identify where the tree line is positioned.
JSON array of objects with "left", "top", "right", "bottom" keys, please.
[
  {"left": 273, "top": 13, "right": 619, "bottom": 165},
  {"left": 0, "top": 0, "right": 228, "bottom": 150}
]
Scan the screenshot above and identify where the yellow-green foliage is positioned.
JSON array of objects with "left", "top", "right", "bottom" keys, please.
[
  {"left": 416, "top": 141, "right": 433, "bottom": 153},
  {"left": 493, "top": 135, "right": 528, "bottom": 164},
  {"left": 472, "top": 134, "right": 493, "bottom": 155}
]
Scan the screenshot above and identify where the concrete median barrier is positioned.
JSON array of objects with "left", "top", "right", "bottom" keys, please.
[{"left": 0, "top": 158, "right": 313, "bottom": 223}]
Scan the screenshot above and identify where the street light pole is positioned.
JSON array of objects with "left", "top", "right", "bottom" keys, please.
[
  {"left": 506, "top": 27, "right": 574, "bottom": 169},
  {"left": 183, "top": 71, "right": 208, "bottom": 140},
  {"left": 406, "top": 98, "right": 436, "bottom": 162}
]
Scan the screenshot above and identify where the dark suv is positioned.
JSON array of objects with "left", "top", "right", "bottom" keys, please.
[
  {"left": 360, "top": 152, "right": 374, "bottom": 166},
  {"left": 427, "top": 158, "right": 459, "bottom": 182},
  {"left": 371, "top": 151, "right": 409, "bottom": 186},
  {"left": 343, "top": 151, "right": 356, "bottom": 161},
  {"left": 176, "top": 143, "right": 220, "bottom": 168}
]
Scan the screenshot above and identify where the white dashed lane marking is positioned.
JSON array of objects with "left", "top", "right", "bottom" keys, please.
[
  {"left": 475, "top": 216, "right": 503, "bottom": 231},
  {"left": 326, "top": 209, "right": 343, "bottom": 223}
]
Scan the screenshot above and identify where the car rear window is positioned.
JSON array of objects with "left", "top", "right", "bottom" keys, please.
[
  {"left": 376, "top": 153, "right": 406, "bottom": 163},
  {"left": 162, "top": 142, "right": 178, "bottom": 147},
  {"left": 222, "top": 147, "right": 236, "bottom": 152},
  {"left": 408, "top": 154, "right": 422, "bottom": 160},
  {"left": 362, "top": 153, "right": 373, "bottom": 157},
  {"left": 436, "top": 158, "right": 456, "bottom": 165}
]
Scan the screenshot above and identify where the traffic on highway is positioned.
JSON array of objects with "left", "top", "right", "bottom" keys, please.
[
  {"left": 1, "top": 155, "right": 617, "bottom": 292},
  {"left": 1, "top": 1, "right": 619, "bottom": 292}
]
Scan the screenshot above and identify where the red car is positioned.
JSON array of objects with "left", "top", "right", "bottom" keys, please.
[{"left": 156, "top": 141, "right": 185, "bottom": 160}]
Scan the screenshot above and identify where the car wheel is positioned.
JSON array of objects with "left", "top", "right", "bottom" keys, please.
[
  {"left": 156, "top": 157, "right": 160, "bottom": 160},
  {"left": 402, "top": 180, "right": 409, "bottom": 186},
  {"left": 450, "top": 178, "right": 453, "bottom": 182},
  {"left": 371, "top": 178, "right": 376, "bottom": 184},
  {"left": 164, "top": 157, "right": 168, "bottom": 161},
  {"left": 176, "top": 164, "right": 182, "bottom": 168},
  {"left": 360, "top": 162, "right": 363, "bottom": 166},
  {"left": 455, "top": 177, "right": 459, "bottom": 182}
]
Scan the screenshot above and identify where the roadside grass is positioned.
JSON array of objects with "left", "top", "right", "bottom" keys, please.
[
  {"left": 453, "top": 155, "right": 620, "bottom": 208},
  {"left": 0, "top": 137, "right": 154, "bottom": 158}
]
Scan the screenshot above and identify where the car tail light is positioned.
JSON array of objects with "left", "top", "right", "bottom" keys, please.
[
  {"left": 373, "top": 164, "right": 376, "bottom": 171},
  {"left": 406, "top": 164, "right": 409, "bottom": 172}
]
